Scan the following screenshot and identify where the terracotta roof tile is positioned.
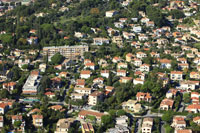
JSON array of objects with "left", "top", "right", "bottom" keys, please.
[
  {"left": 176, "top": 129, "right": 192, "bottom": 133},
  {"left": 193, "top": 116, "right": 200, "bottom": 121},
  {"left": 31, "top": 70, "right": 39, "bottom": 76},
  {"left": 171, "top": 71, "right": 183, "bottom": 74},
  {"left": 81, "top": 70, "right": 91, "bottom": 75},
  {"left": 79, "top": 110, "right": 105, "bottom": 119},
  {"left": 0, "top": 103, "right": 8, "bottom": 109},
  {"left": 12, "top": 115, "right": 22, "bottom": 120},
  {"left": 49, "top": 105, "right": 63, "bottom": 110},
  {"left": 90, "top": 91, "right": 103, "bottom": 97},
  {"left": 32, "top": 115, "right": 43, "bottom": 119}
]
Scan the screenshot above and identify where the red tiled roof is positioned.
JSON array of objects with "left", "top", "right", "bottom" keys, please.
[
  {"left": 51, "top": 77, "right": 62, "bottom": 82},
  {"left": 120, "top": 77, "right": 133, "bottom": 80},
  {"left": 177, "top": 58, "right": 187, "bottom": 61},
  {"left": 32, "top": 115, "right": 43, "bottom": 119},
  {"left": 81, "top": 70, "right": 91, "bottom": 75},
  {"left": 30, "top": 108, "right": 41, "bottom": 114},
  {"left": 59, "top": 72, "right": 68, "bottom": 75},
  {"left": 159, "top": 59, "right": 171, "bottom": 63},
  {"left": 190, "top": 71, "right": 199, "bottom": 75},
  {"left": 168, "top": 88, "right": 178, "bottom": 95},
  {"left": 143, "top": 48, "right": 149, "bottom": 51},
  {"left": 85, "top": 63, "right": 95, "bottom": 66},
  {"left": 74, "top": 87, "right": 91, "bottom": 91},
  {"left": 12, "top": 115, "right": 22, "bottom": 120},
  {"left": 173, "top": 116, "right": 184, "bottom": 121},
  {"left": 137, "top": 52, "right": 145, "bottom": 55},
  {"left": 113, "top": 56, "right": 120, "bottom": 61},
  {"left": 126, "top": 53, "right": 133, "bottom": 57},
  {"left": 105, "top": 86, "right": 114, "bottom": 91},
  {"left": 193, "top": 116, "right": 200, "bottom": 121},
  {"left": 134, "top": 78, "right": 144, "bottom": 81},
  {"left": 136, "top": 92, "right": 145, "bottom": 97},
  {"left": 160, "top": 98, "right": 174, "bottom": 107},
  {"left": 3, "top": 82, "right": 16, "bottom": 87},
  {"left": 135, "top": 71, "right": 142, "bottom": 75},
  {"left": 64, "top": 36, "right": 69, "bottom": 40},
  {"left": 171, "top": 71, "right": 183, "bottom": 74},
  {"left": 140, "top": 64, "right": 150, "bottom": 67},
  {"left": 90, "top": 91, "right": 103, "bottom": 97},
  {"left": 191, "top": 92, "right": 199, "bottom": 95},
  {"left": 45, "top": 92, "right": 55, "bottom": 96},
  {"left": 93, "top": 77, "right": 104, "bottom": 82},
  {"left": 77, "top": 79, "right": 85, "bottom": 83},
  {"left": 136, "top": 92, "right": 152, "bottom": 98},
  {"left": 79, "top": 110, "right": 105, "bottom": 119},
  {"left": 101, "top": 70, "right": 109, "bottom": 73},
  {"left": 49, "top": 105, "right": 63, "bottom": 110},
  {"left": 118, "top": 62, "right": 127, "bottom": 66},
  {"left": 0, "top": 103, "right": 8, "bottom": 109},
  {"left": 84, "top": 59, "right": 91, "bottom": 62},
  {"left": 146, "top": 93, "right": 152, "bottom": 98},
  {"left": 0, "top": 116, "right": 3, "bottom": 121},
  {"left": 186, "top": 104, "right": 200, "bottom": 109},
  {"left": 22, "top": 90, "right": 37, "bottom": 93},
  {"left": 176, "top": 129, "right": 192, "bottom": 133},
  {"left": 117, "top": 69, "right": 126, "bottom": 73},
  {"left": 31, "top": 70, "right": 39, "bottom": 76}
]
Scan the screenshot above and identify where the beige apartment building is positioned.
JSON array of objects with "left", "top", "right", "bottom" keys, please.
[
  {"left": 43, "top": 45, "right": 89, "bottom": 60},
  {"left": 32, "top": 115, "right": 43, "bottom": 127},
  {"left": 88, "top": 91, "right": 104, "bottom": 106},
  {"left": 55, "top": 118, "right": 74, "bottom": 133},
  {"left": 142, "top": 118, "right": 153, "bottom": 133}
]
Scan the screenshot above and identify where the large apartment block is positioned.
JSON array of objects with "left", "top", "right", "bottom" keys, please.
[
  {"left": 43, "top": 45, "right": 89, "bottom": 60},
  {"left": 22, "top": 71, "right": 42, "bottom": 95}
]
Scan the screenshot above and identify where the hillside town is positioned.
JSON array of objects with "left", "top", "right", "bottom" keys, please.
[{"left": 0, "top": 0, "right": 199, "bottom": 132}]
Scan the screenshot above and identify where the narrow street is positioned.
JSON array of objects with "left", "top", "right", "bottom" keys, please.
[
  {"left": 178, "top": 102, "right": 185, "bottom": 112},
  {"left": 161, "top": 121, "right": 166, "bottom": 133},
  {"left": 136, "top": 119, "right": 142, "bottom": 133}
]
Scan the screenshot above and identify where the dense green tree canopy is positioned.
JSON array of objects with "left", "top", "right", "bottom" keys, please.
[
  {"left": 51, "top": 52, "right": 64, "bottom": 65},
  {"left": 170, "top": 9, "right": 185, "bottom": 19},
  {"left": 0, "top": 34, "right": 13, "bottom": 45},
  {"left": 162, "top": 111, "right": 173, "bottom": 123},
  {"left": 146, "top": 6, "right": 166, "bottom": 27},
  {"left": 0, "top": 89, "right": 10, "bottom": 99},
  {"left": 101, "top": 115, "right": 114, "bottom": 128},
  {"left": 14, "top": 121, "right": 22, "bottom": 128}
]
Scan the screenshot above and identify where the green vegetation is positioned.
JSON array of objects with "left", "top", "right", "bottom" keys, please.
[
  {"left": 14, "top": 121, "right": 22, "bottom": 128},
  {"left": 164, "top": 124, "right": 174, "bottom": 133},
  {"left": 51, "top": 52, "right": 65, "bottom": 65},
  {"left": 162, "top": 111, "right": 173, "bottom": 123},
  {"left": 0, "top": 0, "right": 199, "bottom": 132},
  {"left": 183, "top": 93, "right": 191, "bottom": 104},
  {"left": 194, "top": 42, "right": 200, "bottom": 50},
  {"left": 170, "top": 9, "right": 185, "bottom": 19},
  {"left": 146, "top": 6, "right": 166, "bottom": 27},
  {"left": 101, "top": 115, "right": 115, "bottom": 129}
]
